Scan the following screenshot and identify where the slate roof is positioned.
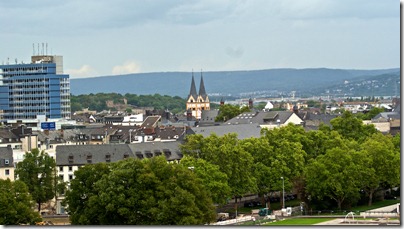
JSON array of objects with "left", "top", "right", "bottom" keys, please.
[
  {"left": 127, "top": 141, "right": 182, "bottom": 161},
  {"left": 188, "top": 74, "right": 198, "bottom": 100},
  {"left": 224, "top": 111, "right": 299, "bottom": 126},
  {"left": 56, "top": 142, "right": 183, "bottom": 166},
  {"left": 198, "top": 75, "right": 208, "bottom": 101},
  {"left": 200, "top": 110, "right": 219, "bottom": 123},
  {"left": 0, "top": 129, "right": 20, "bottom": 143},
  {"left": 191, "top": 123, "right": 262, "bottom": 139},
  {"left": 303, "top": 113, "right": 340, "bottom": 127},
  {"left": 372, "top": 112, "right": 400, "bottom": 121},
  {"left": 140, "top": 116, "right": 161, "bottom": 129},
  {"left": 0, "top": 147, "right": 13, "bottom": 168}
]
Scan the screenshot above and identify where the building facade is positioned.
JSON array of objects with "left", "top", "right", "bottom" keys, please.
[
  {"left": 0, "top": 55, "right": 70, "bottom": 122},
  {"left": 186, "top": 73, "right": 210, "bottom": 120}
]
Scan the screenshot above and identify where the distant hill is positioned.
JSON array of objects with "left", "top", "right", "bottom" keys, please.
[{"left": 70, "top": 68, "right": 400, "bottom": 98}]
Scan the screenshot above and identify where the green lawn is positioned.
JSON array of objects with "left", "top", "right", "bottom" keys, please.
[{"left": 265, "top": 218, "right": 335, "bottom": 225}]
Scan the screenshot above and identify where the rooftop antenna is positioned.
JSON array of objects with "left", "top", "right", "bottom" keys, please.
[
  {"left": 33, "top": 43, "right": 35, "bottom": 55},
  {"left": 46, "top": 43, "right": 48, "bottom": 55},
  {"left": 37, "top": 43, "right": 40, "bottom": 56},
  {"left": 15, "top": 58, "right": 17, "bottom": 64},
  {"left": 42, "top": 43, "right": 44, "bottom": 55}
]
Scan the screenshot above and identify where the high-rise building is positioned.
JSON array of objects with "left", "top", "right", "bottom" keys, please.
[
  {"left": 186, "top": 72, "right": 210, "bottom": 120},
  {"left": 0, "top": 55, "right": 70, "bottom": 122}
]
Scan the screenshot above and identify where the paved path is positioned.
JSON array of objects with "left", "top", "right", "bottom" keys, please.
[{"left": 315, "top": 203, "right": 400, "bottom": 225}]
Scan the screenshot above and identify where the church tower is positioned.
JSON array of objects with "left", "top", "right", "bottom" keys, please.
[{"left": 186, "top": 71, "right": 210, "bottom": 120}]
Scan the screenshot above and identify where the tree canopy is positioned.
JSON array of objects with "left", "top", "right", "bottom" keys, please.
[
  {"left": 71, "top": 93, "right": 186, "bottom": 114},
  {"left": 0, "top": 179, "right": 41, "bottom": 225},
  {"left": 15, "top": 148, "right": 56, "bottom": 212},
  {"left": 64, "top": 156, "right": 216, "bottom": 225},
  {"left": 215, "top": 104, "right": 250, "bottom": 122}
]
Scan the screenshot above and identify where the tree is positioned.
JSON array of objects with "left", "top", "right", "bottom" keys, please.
[
  {"left": 181, "top": 133, "right": 256, "bottom": 216},
  {"left": 65, "top": 157, "right": 216, "bottom": 225},
  {"left": 330, "top": 111, "right": 378, "bottom": 143},
  {"left": 0, "top": 179, "right": 41, "bottom": 225},
  {"left": 215, "top": 104, "right": 250, "bottom": 122},
  {"left": 179, "top": 156, "right": 231, "bottom": 205},
  {"left": 245, "top": 126, "right": 307, "bottom": 209},
  {"left": 15, "top": 148, "right": 56, "bottom": 212},
  {"left": 304, "top": 147, "right": 362, "bottom": 210},
  {"left": 358, "top": 133, "right": 400, "bottom": 206},
  {"left": 63, "top": 162, "right": 111, "bottom": 224}
]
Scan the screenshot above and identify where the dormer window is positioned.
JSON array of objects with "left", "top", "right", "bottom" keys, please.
[
  {"left": 123, "top": 152, "right": 130, "bottom": 159},
  {"left": 68, "top": 154, "right": 74, "bottom": 164},
  {"left": 105, "top": 153, "right": 111, "bottom": 163},
  {"left": 86, "top": 154, "right": 92, "bottom": 164}
]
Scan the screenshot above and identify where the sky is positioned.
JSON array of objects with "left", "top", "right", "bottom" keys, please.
[{"left": 0, "top": 0, "right": 400, "bottom": 79}]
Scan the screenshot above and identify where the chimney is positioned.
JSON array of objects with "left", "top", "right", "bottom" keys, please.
[
  {"left": 249, "top": 98, "right": 253, "bottom": 109},
  {"left": 220, "top": 98, "right": 224, "bottom": 106},
  {"left": 293, "top": 105, "right": 299, "bottom": 115},
  {"left": 186, "top": 109, "right": 192, "bottom": 121}
]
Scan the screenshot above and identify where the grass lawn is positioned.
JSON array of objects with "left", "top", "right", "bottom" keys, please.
[{"left": 265, "top": 218, "right": 335, "bottom": 225}]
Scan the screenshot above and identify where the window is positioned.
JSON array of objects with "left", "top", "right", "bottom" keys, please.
[
  {"left": 59, "top": 166, "right": 63, "bottom": 172},
  {"left": 68, "top": 154, "right": 74, "bottom": 164},
  {"left": 68, "top": 166, "right": 73, "bottom": 172},
  {"left": 86, "top": 154, "right": 92, "bottom": 164},
  {"left": 4, "top": 159, "right": 9, "bottom": 165},
  {"left": 5, "top": 169, "right": 9, "bottom": 176},
  {"left": 123, "top": 153, "right": 130, "bottom": 159},
  {"left": 105, "top": 154, "right": 111, "bottom": 162},
  {"left": 59, "top": 175, "right": 63, "bottom": 180},
  {"left": 69, "top": 175, "right": 73, "bottom": 180}
]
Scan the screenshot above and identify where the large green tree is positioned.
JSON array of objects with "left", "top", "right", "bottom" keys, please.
[
  {"left": 179, "top": 156, "right": 231, "bottom": 205},
  {"left": 65, "top": 157, "right": 216, "bottom": 225},
  {"left": 63, "top": 162, "right": 111, "bottom": 224},
  {"left": 181, "top": 133, "right": 257, "bottom": 199},
  {"left": 0, "top": 179, "right": 41, "bottom": 225},
  {"left": 358, "top": 133, "right": 400, "bottom": 206},
  {"left": 248, "top": 125, "right": 307, "bottom": 208},
  {"left": 304, "top": 147, "right": 362, "bottom": 210},
  {"left": 15, "top": 148, "right": 56, "bottom": 212},
  {"left": 330, "top": 111, "right": 378, "bottom": 143}
]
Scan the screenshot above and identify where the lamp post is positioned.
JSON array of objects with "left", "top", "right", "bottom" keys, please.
[{"left": 281, "top": 177, "right": 285, "bottom": 209}]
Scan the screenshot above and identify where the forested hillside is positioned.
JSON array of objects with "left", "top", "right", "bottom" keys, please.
[
  {"left": 70, "top": 93, "right": 187, "bottom": 114},
  {"left": 70, "top": 68, "right": 399, "bottom": 98}
]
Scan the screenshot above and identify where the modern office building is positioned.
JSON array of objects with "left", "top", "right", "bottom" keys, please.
[{"left": 0, "top": 55, "right": 70, "bottom": 122}]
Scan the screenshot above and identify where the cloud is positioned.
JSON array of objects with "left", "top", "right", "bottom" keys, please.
[
  {"left": 112, "top": 60, "right": 141, "bottom": 75},
  {"left": 225, "top": 46, "right": 244, "bottom": 58},
  {"left": 65, "top": 65, "right": 99, "bottom": 78}
]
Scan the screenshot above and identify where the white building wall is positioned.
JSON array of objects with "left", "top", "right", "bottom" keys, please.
[{"left": 0, "top": 167, "right": 14, "bottom": 181}]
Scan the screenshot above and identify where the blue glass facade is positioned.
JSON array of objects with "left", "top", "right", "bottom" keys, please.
[{"left": 0, "top": 56, "right": 70, "bottom": 121}]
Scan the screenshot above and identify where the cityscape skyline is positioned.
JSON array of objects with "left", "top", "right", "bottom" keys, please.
[{"left": 0, "top": 0, "right": 399, "bottom": 79}]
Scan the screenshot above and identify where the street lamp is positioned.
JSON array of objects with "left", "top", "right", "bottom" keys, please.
[{"left": 281, "top": 177, "right": 285, "bottom": 209}]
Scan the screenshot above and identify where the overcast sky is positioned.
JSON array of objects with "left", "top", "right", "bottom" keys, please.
[{"left": 0, "top": 0, "right": 399, "bottom": 78}]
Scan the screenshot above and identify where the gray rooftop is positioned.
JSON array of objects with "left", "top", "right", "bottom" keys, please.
[
  {"left": 191, "top": 123, "right": 262, "bottom": 139},
  {"left": 56, "top": 142, "right": 182, "bottom": 166},
  {"left": 0, "top": 147, "right": 13, "bottom": 168}
]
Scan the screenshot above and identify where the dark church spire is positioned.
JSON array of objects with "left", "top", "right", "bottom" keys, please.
[
  {"left": 198, "top": 70, "right": 207, "bottom": 100},
  {"left": 188, "top": 71, "right": 198, "bottom": 100}
]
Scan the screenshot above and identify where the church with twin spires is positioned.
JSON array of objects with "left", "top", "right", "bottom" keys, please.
[{"left": 186, "top": 72, "right": 210, "bottom": 120}]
